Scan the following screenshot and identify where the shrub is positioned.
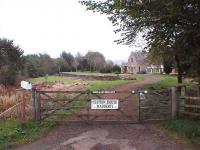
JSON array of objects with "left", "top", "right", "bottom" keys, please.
[{"left": 112, "top": 65, "right": 121, "bottom": 73}]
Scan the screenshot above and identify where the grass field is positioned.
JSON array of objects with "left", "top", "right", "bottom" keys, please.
[
  {"left": 88, "top": 75, "right": 145, "bottom": 90},
  {"left": 62, "top": 72, "right": 118, "bottom": 76},
  {"left": 28, "top": 76, "right": 83, "bottom": 84},
  {"left": 0, "top": 119, "right": 55, "bottom": 150},
  {"left": 28, "top": 74, "right": 146, "bottom": 91},
  {"left": 88, "top": 80, "right": 135, "bottom": 91}
]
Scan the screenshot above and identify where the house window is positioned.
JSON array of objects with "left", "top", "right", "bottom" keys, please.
[
  {"left": 131, "top": 67, "right": 133, "bottom": 72},
  {"left": 131, "top": 58, "right": 133, "bottom": 62}
]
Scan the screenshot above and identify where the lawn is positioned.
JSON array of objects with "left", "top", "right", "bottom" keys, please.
[
  {"left": 0, "top": 119, "right": 55, "bottom": 150},
  {"left": 88, "top": 80, "right": 135, "bottom": 91},
  {"left": 162, "top": 118, "right": 200, "bottom": 147},
  {"left": 88, "top": 75, "right": 145, "bottom": 91},
  {"left": 62, "top": 72, "right": 118, "bottom": 76},
  {"left": 144, "top": 75, "right": 188, "bottom": 89},
  {"left": 28, "top": 75, "right": 82, "bottom": 84}
]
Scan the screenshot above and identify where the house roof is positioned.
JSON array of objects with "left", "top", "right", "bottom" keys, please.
[{"left": 129, "top": 51, "right": 147, "bottom": 65}]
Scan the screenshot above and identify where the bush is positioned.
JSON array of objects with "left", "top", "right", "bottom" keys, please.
[
  {"left": 0, "top": 66, "right": 18, "bottom": 87},
  {"left": 100, "top": 67, "right": 112, "bottom": 73},
  {"left": 112, "top": 65, "right": 121, "bottom": 73},
  {"left": 137, "top": 71, "right": 146, "bottom": 74},
  {"left": 113, "top": 71, "right": 120, "bottom": 74}
]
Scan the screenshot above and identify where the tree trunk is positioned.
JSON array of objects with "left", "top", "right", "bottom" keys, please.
[
  {"left": 174, "top": 54, "right": 183, "bottom": 84},
  {"left": 177, "top": 73, "right": 182, "bottom": 83}
]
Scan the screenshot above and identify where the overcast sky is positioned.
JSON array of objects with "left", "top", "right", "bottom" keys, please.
[{"left": 0, "top": 0, "right": 145, "bottom": 61}]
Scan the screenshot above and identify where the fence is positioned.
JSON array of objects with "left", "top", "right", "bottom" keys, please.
[
  {"left": 1, "top": 84, "right": 199, "bottom": 122},
  {"left": 0, "top": 89, "right": 32, "bottom": 120},
  {"left": 138, "top": 84, "right": 200, "bottom": 122},
  {"left": 179, "top": 84, "right": 200, "bottom": 118}
]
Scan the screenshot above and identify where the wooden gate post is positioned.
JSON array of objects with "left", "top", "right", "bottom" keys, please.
[
  {"left": 197, "top": 85, "right": 200, "bottom": 96},
  {"left": 171, "top": 87, "right": 178, "bottom": 118},
  {"left": 32, "top": 89, "right": 41, "bottom": 121},
  {"left": 138, "top": 90, "right": 141, "bottom": 122}
]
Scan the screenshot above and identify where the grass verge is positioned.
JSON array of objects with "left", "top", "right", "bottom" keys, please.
[
  {"left": 0, "top": 119, "right": 56, "bottom": 150},
  {"left": 144, "top": 75, "right": 184, "bottom": 89},
  {"left": 161, "top": 118, "right": 200, "bottom": 146}
]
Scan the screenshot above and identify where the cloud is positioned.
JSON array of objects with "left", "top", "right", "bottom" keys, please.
[{"left": 0, "top": 0, "right": 144, "bottom": 60}]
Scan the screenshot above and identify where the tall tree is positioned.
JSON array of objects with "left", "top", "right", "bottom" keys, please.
[
  {"left": 24, "top": 54, "right": 40, "bottom": 77},
  {"left": 24, "top": 54, "right": 57, "bottom": 77},
  {"left": 0, "top": 38, "right": 24, "bottom": 86},
  {"left": 60, "top": 51, "right": 75, "bottom": 71},
  {"left": 85, "top": 51, "right": 106, "bottom": 71},
  {"left": 38, "top": 54, "right": 57, "bottom": 75},
  {"left": 81, "top": 0, "right": 200, "bottom": 83}
]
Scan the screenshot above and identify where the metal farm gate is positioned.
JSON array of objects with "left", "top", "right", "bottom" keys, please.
[
  {"left": 32, "top": 89, "right": 139, "bottom": 124},
  {"left": 139, "top": 89, "right": 172, "bottom": 121},
  {"left": 32, "top": 88, "right": 177, "bottom": 124}
]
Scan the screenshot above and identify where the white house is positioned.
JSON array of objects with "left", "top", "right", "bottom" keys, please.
[{"left": 121, "top": 51, "right": 164, "bottom": 74}]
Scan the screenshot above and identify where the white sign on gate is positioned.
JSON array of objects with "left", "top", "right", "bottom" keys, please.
[
  {"left": 91, "top": 99, "right": 119, "bottom": 109},
  {"left": 21, "top": 81, "right": 32, "bottom": 90}
]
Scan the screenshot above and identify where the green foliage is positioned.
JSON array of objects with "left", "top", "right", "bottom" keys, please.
[
  {"left": 24, "top": 54, "right": 57, "bottom": 77},
  {"left": 81, "top": 0, "right": 200, "bottom": 82},
  {"left": 100, "top": 64, "right": 121, "bottom": 74},
  {"left": 100, "top": 65, "right": 112, "bottom": 73},
  {"left": 112, "top": 65, "right": 121, "bottom": 74},
  {"left": 0, "top": 38, "right": 24, "bottom": 86},
  {"left": 77, "top": 58, "right": 90, "bottom": 71},
  {"left": 60, "top": 51, "right": 75, "bottom": 72},
  {"left": 162, "top": 118, "right": 200, "bottom": 145},
  {"left": 174, "top": 31, "right": 200, "bottom": 83},
  {"left": 0, "top": 119, "right": 55, "bottom": 149},
  {"left": 85, "top": 51, "right": 106, "bottom": 72},
  {"left": 164, "top": 61, "right": 173, "bottom": 74},
  {"left": 23, "top": 51, "right": 121, "bottom": 78}
]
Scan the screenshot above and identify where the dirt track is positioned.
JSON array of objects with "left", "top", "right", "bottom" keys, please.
[{"left": 12, "top": 75, "right": 193, "bottom": 150}]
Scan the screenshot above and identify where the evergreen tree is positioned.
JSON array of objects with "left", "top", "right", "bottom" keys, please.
[{"left": 0, "top": 38, "right": 24, "bottom": 86}]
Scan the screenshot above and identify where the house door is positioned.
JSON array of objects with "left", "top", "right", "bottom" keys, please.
[{"left": 123, "top": 66, "right": 128, "bottom": 73}]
